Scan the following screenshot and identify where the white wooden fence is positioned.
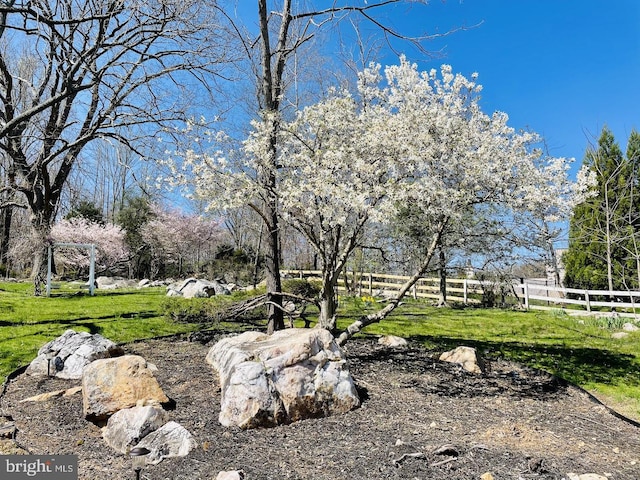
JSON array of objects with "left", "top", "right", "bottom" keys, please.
[
  {"left": 282, "top": 270, "right": 492, "bottom": 304},
  {"left": 514, "top": 282, "right": 640, "bottom": 317},
  {"left": 282, "top": 269, "right": 640, "bottom": 317}
]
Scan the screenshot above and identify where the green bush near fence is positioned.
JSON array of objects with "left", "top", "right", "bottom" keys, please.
[{"left": 1, "top": 280, "right": 639, "bottom": 421}]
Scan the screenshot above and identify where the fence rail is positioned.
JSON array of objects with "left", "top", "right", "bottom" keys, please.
[
  {"left": 513, "top": 282, "right": 640, "bottom": 317},
  {"left": 282, "top": 269, "right": 640, "bottom": 317}
]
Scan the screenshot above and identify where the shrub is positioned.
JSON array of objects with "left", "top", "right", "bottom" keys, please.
[
  {"left": 162, "top": 288, "right": 266, "bottom": 324},
  {"left": 282, "top": 279, "right": 321, "bottom": 299}
]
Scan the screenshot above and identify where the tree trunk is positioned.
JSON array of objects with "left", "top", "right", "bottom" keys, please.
[
  {"left": 0, "top": 205, "right": 12, "bottom": 272},
  {"left": 265, "top": 210, "right": 284, "bottom": 334},
  {"left": 604, "top": 183, "right": 615, "bottom": 292},
  {"left": 437, "top": 247, "right": 447, "bottom": 307},
  {"left": 258, "top": 0, "right": 288, "bottom": 334},
  {"left": 543, "top": 222, "right": 564, "bottom": 289},
  {"left": 30, "top": 220, "right": 51, "bottom": 296},
  {"left": 318, "top": 273, "right": 338, "bottom": 331}
]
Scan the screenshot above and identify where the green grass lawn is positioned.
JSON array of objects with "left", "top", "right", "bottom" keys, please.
[
  {"left": 0, "top": 281, "right": 195, "bottom": 374},
  {"left": 2, "top": 281, "right": 639, "bottom": 421}
]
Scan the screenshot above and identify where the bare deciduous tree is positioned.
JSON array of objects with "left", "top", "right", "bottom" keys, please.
[{"left": 0, "top": 0, "right": 229, "bottom": 292}]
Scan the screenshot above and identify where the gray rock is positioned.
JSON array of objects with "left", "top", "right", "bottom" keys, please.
[
  {"left": 622, "top": 322, "right": 639, "bottom": 332},
  {"left": 612, "top": 331, "right": 629, "bottom": 339},
  {"left": 133, "top": 421, "right": 197, "bottom": 465},
  {"left": 179, "top": 279, "right": 213, "bottom": 298},
  {"left": 207, "top": 329, "right": 360, "bottom": 429},
  {"left": 95, "top": 276, "right": 138, "bottom": 289},
  {"left": 103, "top": 406, "right": 169, "bottom": 454},
  {"left": 26, "top": 330, "right": 122, "bottom": 379},
  {"left": 166, "top": 278, "right": 231, "bottom": 298}
]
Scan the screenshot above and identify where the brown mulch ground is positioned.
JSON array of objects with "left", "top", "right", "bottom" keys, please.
[{"left": 1, "top": 333, "right": 640, "bottom": 480}]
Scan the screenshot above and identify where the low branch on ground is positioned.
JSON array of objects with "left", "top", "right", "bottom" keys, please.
[{"left": 336, "top": 220, "right": 446, "bottom": 346}]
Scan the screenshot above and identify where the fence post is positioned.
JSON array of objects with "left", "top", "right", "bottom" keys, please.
[
  {"left": 463, "top": 279, "right": 468, "bottom": 304},
  {"left": 368, "top": 273, "right": 373, "bottom": 295},
  {"left": 546, "top": 280, "right": 550, "bottom": 306},
  {"left": 412, "top": 283, "right": 417, "bottom": 300},
  {"left": 88, "top": 244, "right": 96, "bottom": 296},
  {"left": 585, "top": 290, "right": 591, "bottom": 312},
  {"left": 523, "top": 283, "right": 529, "bottom": 310}
]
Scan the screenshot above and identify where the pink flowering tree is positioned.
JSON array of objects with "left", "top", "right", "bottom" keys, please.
[
  {"left": 141, "top": 204, "right": 223, "bottom": 278},
  {"left": 50, "top": 218, "right": 129, "bottom": 275}
]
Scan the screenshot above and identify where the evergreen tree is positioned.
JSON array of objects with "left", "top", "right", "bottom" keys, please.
[
  {"left": 116, "top": 195, "right": 154, "bottom": 279},
  {"left": 564, "top": 127, "right": 639, "bottom": 290},
  {"left": 66, "top": 201, "right": 104, "bottom": 225},
  {"left": 621, "top": 130, "right": 640, "bottom": 286}
]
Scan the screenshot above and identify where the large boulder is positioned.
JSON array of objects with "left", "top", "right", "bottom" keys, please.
[
  {"left": 26, "top": 330, "right": 122, "bottom": 379},
  {"left": 82, "top": 355, "right": 170, "bottom": 421},
  {"left": 207, "top": 329, "right": 360, "bottom": 429},
  {"left": 439, "top": 346, "right": 486, "bottom": 374}
]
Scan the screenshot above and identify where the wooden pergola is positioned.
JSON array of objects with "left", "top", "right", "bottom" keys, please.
[{"left": 46, "top": 242, "right": 96, "bottom": 296}]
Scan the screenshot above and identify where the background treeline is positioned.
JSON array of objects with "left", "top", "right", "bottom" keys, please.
[{"left": 564, "top": 127, "right": 640, "bottom": 291}]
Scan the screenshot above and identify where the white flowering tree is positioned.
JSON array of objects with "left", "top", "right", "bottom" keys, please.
[
  {"left": 175, "top": 57, "right": 589, "bottom": 338},
  {"left": 331, "top": 59, "right": 590, "bottom": 344},
  {"left": 194, "top": 0, "right": 467, "bottom": 333},
  {"left": 50, "top": 218, "right": 129, "bottom": 275}
]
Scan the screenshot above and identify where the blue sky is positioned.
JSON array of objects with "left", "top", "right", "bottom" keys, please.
[
  {"left": 377, "top": 0, "right": 640, "bottom": 174},
  {"left": 231, "top": 1, "right": 639, "bottom": 177}
]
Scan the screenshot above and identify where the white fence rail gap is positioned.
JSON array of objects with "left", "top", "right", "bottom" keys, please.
[{"left": 282, "top": 269, "right": 640, "bottom": 317}]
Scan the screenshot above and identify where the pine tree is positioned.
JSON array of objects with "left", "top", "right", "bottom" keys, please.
[
  {"left": 564, "top": 127, "right": 639, "bottom": 290},
  {"left": 621, "top": 130, "right": 640, "bottom": 287}
]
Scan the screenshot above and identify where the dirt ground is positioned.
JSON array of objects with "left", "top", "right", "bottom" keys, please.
[{"left": 1, "top": 333, "right": 640, "bottom": 480}]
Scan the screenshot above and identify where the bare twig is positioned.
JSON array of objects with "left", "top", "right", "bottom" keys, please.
[
  {"left": 391, "top": 452, "right": 425, "bottom": 467},
  {"left": 430, "top": 457, "right": 457, "bottom": 468}
]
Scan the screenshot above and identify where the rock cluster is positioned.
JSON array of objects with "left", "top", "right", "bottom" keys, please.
[
  {"left": 95, "top": 276, "right": 139, "bottom": 290},
  {"left": 166, "top": 277, "right": 232, "bottom": 298},
  {"left": 25, "top": 330, "right": 196, "bottom": 466}
]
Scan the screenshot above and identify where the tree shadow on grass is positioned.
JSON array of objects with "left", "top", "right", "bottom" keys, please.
[
  {"left": 1, "top": 312, "right": 162, "bottom": 341},
  {"left": 408, "top": 334, "right": 640, "bottom": 388}
]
